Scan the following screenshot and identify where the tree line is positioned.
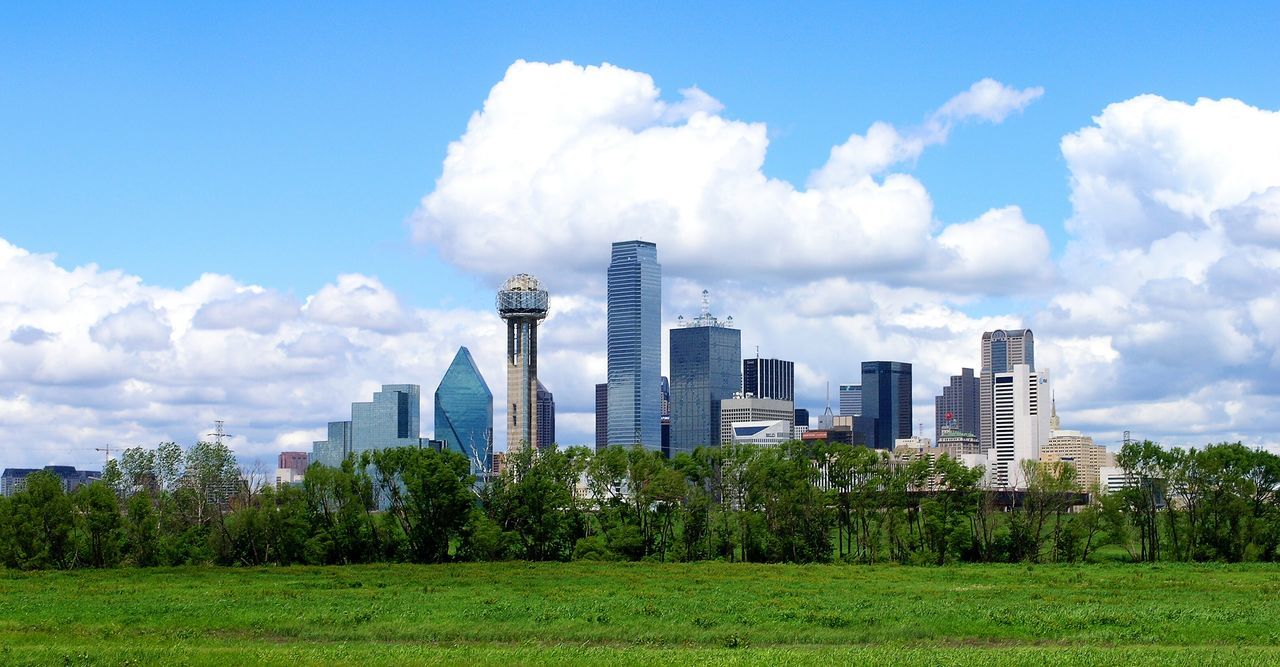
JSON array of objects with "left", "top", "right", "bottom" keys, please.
[{"left": 1, "top": 438, "right": 1278, "bottom": 569}]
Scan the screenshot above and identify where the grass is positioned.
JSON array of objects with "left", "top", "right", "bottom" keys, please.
[{"left": 3, "top": 562, "right": 1280, "bottom": 665}]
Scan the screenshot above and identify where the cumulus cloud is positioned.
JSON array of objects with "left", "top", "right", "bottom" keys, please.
[
  {"left": 304, "top": 274, "right": 410, "bottom": 333},
  {"left": 90, "top": 303, "right": 173, "bottom": 352},
  {"left": 412, "top": 60, "right": 1050, "bottom": 291},
  {"left": 193, "top": 289, "right": 300, "bottom": 333}
]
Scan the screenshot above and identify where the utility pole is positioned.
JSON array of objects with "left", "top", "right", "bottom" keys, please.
[{"left": 208, "top": 420, "right": 235, "bottom": 447}]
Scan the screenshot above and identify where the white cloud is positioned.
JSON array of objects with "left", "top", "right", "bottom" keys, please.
[
  {"left": 90, "top": 303, "right": 173, "bottom": 352},
  {"left": 412, "top": 60, "right": 1050, "bottom": 292},
  {"left": 193, "top": 289, "right": 300, "bottom": 333},
  {"left": 304, "top": 274, "right": 410, "bottom": 333}
]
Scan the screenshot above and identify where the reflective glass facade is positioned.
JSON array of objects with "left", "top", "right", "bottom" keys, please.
[
  {"left": 311, "top": 385, "right": 424, "bottom": 467},
  {"left": 743, "top": 357, "right": 794, "bottom": 401},
  {"left": 670, "top": 325, "right": 741, "bottom": 455},
  {"left": 435, "top": 347, "right": 493, "bottom": 471},
  {"left": 860, "top": 361, "right": 912, "bottom": 450},
  {"left": 536, "top": 380, "right": 555, "bottom": 450},
  {"left": 607, "top": 241, "right": 661, "bottom": 449}
]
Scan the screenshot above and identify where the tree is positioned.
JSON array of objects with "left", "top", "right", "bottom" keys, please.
[
  {"left": 370, "top": 447, "right": 475, "bottom": 563},
  {"left": 74, "top": 482, "right": 122, "bottom": 567},
  {"left": 7, "top": 471, "right": 76, "bottom": 569}
]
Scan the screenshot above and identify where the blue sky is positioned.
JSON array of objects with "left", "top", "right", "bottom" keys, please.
[
  {"left": 5, "top": 3, "right": 1275, "bottom": 306},
  {"left": 3, "top": 3, "right": 1280, "bottom": 468}
]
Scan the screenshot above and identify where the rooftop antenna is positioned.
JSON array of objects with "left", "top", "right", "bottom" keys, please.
[
  {"left": 208, "top": 420, "right": 235, "bottom": 447},
  {"left": 700, "top": 289, "right": 711, "bottom": 319}
]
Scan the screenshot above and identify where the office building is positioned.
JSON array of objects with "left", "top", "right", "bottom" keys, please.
[
  {"left": 839, "top": 384, "right": 862, "bottom": 416},
  {"left": 990, "top": 364, "right": 1050, "bottom": 489},
  {"left": 1, "top": 465, "right": 101, "bottom": 496},
  {"left": 536, "top": 381, "right": 555, "bottom": 450},
  {"left": 312, "top": 385, "right": 430, "bottom": 467},
  {"left": 981, "top": 329, "right": 1035, "bottom": 451},
  {"left": 594, "top": 383, "right": 608, "bottom": 451},
  {"left": 743, "top": 356, "right": 794, "bottom": 401},
  {"left": 607, "top": 240, "right": 662, "bottom": 450},
  {"left": 497, "top": 273, "right": 549, "bottom": 454},
  {"left": 670, "top": 291, "right": 741, "bottom": 455},
  {"left": 937, "top": 429, "right": 981, "bottom": 459},
  {"left": 801, "top": 414, "right": 859, "bottom": 446},
  {"left": 435, "top": 346, "right": 494, "bottom": 472},
  {"left": 935, "top": 368, "right": 979, "bottom": 446},
  {"left": 860, "top": 361, "right": 912, "bottom": 450},
  {"left": 794, "top": 408, "right": 810, "bottom": 428},
  {"left": 719, "top": 394, "right": 795, "bottom": 444},
  {"left": 1040, "top": 400, "right": 1114, "bottom": 492},
  {"left": 278, "top": 452, "right": 309, "bottom": 477}
]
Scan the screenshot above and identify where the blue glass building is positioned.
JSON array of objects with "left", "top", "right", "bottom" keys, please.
[
  {"left": 859, "top": 361, "right": 912, "bottom": 450},
  {"left": 669, "top": 300, "right": 741, "bottom": 455},
  {"left": 536, "top": 380, "right": 555, "bottom": 450},
  {"left": 312, "top": 384, "right": 429, "bottom": 467},
  {"left": 434, "top": 346, "right": 494, "bottom": 472},
  {"left": 607, "top": 240, "right": 662, "bottom": 449}
]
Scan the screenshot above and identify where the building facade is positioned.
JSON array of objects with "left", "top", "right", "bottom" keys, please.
[
  {"left": 536, "top": 380, "right": 555, "bottom": 450},
  {"left": 312, "top": 385, "right": 430, "bottom": 468},
  {"left": 981, "top": 329, "right": 1034, "bottom": 452},
  {"left": 1, "top": 465, "right": 101, "bottom": 496},
  {"left": 607, "top": 240, "right": 662, "bottom": 451},
  {"left": 719, "top": 394, "right": 795, "bottom": 444},
  {"left": 435, "top": 346, "right": 494, "bottom": 473},
  {"left": 669, "top": 293, "right": 741, "bottom": 456},
  {"left": 278, "top": 452, "right": 309, "bottom": 477},
  {"left": 839, "top": 384, "right": 862, "bottom": 416},
  {"left": 860, "top": 361, "right": 912, "bottom": 450},
  {"left": 743, "top": 357, "right": 794, "bottom": 401},
  {"left": 1041, "top": 403, "right": 1114, "bottom": 492},
  {"left": 935, "top": 368, "right": 980, "bottom": 446},
  {"left": 727, "top": 420, "right": 793, "bottom": 446},
  {"left": 497, "top": 274, "right": 549, "bottom": 454},
  {"left": 990, "top": 364, "right": 1050, "bottom": 489},
  {"left": 594, "top": 382, "right": 608, "bottom": 451}
]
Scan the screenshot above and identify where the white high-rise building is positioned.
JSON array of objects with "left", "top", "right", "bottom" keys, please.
[{"left": 989, "top": 364, "right": 1050, "bottom": 489}]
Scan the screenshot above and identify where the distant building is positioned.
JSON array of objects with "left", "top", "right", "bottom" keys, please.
[
  {"left": 936, "top": 429, "right": 981, "bottom": 460},
  {"left": 743, "top": 357, "right": 794, "bottom": 401},
  {"left": 1041, "top": 400, "right": 1114, "bottom": 492},
  {"left": 860, "top": 361, "right": 912, "bottom": 450},
  {"left": 536, "top": 380, "right": 555, "bottom": 450},
  {"left": 278, "top": 452, "right": 309, "bottom": 477},
  {"left": 794, "top": 408, "right": 810, "bottom": 428},
  {"left": 312, "top": 384, "right": 432, "bottom": 468},
  {"left": 2, "top": 466, "right": 101, "bottom": 496},
  {"left": 801, "top": 414, "right": 858, "bottom": 446},
  {"left": 839, "top": 384, "right": 862, "bottom": 416},
  {"left": 669, "top": 291, "right": 741, "bottom": 456},
  {"left": 719, "top": 394, "right": 794, "bottom": 444},
  {"left": 727, "top": 420, "right": 793, "bottom": 447},
  {"left": 435, "top": 346, "right": 494, "bottom": 474},
  {"left": 607, "top": 240, "right": 662, "bottom": 451},
  {"left": 935, "top": 368, "right": 979, "bottom": 446},
  {"left": 990, "top": 364, "right": 1050, "bottom": 489},
  {"left": 594, "top": 382, "right": 608, "bottom": 451},
  {"left": 981, "top": 329, "right": 1035, "bottom": 452}
]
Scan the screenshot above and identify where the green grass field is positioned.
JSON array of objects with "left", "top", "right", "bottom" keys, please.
[{"left": 3, "top": 562, "right": 1280, "bottom": 665}]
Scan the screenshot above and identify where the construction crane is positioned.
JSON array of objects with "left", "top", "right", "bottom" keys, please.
[{"left": 94, "top": 444, "right": 116, "bottom": 467}]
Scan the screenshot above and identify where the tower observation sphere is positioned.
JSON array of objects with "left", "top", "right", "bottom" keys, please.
[{"left": 496, "top": 274, "right": 549, "bottom": 455}]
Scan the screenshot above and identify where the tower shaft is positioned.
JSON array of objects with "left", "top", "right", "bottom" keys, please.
[{"left": 505, "top": 317, "right": 540, "bottom": 454}]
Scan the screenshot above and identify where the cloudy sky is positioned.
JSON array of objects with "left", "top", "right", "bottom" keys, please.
[{"left": 3, "top": 4, "right": 1279, "bottom": 470}]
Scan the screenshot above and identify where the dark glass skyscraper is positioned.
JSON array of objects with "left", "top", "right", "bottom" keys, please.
[
  {"left": 860, "top": 361, "right": 912, "bottom": 450},
  {"left": 980, "top": 329, "right": 1035, "bottom": 450},
  {"left": 607, "top": 241, "right": 661, "bottom": 450},
  {"left": 670, "top": 298, "right": 741, "bottom": 455},
  {"left": 536, "top": 380, "right": 555, "bottom": 450},
  {"left": 594, "top": 382, "right": 608, "bottom": 451},
  {"left": 434, "top": 347, "right": 493, "bottom": 472},
  {"left": 743, "top": 357, "right": 794, "bottom": 401},
  {"left": 935, "top": 367, "right": 979, "bottom": 444}
]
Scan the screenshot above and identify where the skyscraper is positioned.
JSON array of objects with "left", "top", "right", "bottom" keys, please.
[
  {"left": 669, "top": 291, "right": 741, "bottom": 456},
  {"left": 594, "top": 382, "right": 608, "bottom": 451},
  {"left": 312, "top": 385, "right": 428, "bottom": 467},
  {"left": 981, "top": 329, "right": 1035, "bottom": 451},
  {"left": 607, "top": 241, "right": 662, "bottom": 450},
  {"left": 435, "top": 346, "right": 493, "bottom": 472},
  {"left": 935, "top": 368, "right": 979, "bottom": 444},
  {"left": 991, "top": 364, "right": 1050, "bottom": 488},
  {"left": 536, "top": 380, "right": 555, "bottom": 450},
  {"left": 860, "top": 361, "right": 912, "bottom": 450},
  {"left": 743, "top": 356, "right": 794, "bottom": 401},
  {"left": 839, "top": 384, "right": 862, "bottom": 416},
  {"left": 497, "top": 274, "right": 549, "bottom": 454}
]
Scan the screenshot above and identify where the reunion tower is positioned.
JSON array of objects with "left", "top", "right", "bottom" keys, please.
[{"left": 496, "top": 274, "right": 549, "bottom": 454}]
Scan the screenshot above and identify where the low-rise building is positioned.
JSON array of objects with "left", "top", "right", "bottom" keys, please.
[{"left": 1, "top": 465, "right": 102, "bottom": 496}]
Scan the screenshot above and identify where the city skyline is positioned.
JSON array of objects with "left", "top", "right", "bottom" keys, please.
[{"left": 4, "top": 5, "right": 1280, "bottom": 470}]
